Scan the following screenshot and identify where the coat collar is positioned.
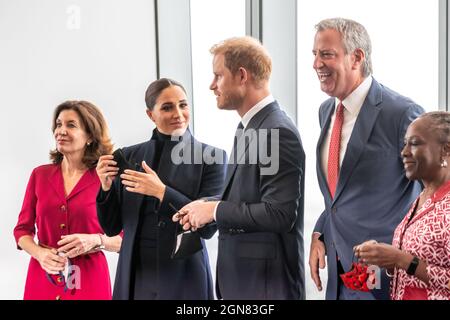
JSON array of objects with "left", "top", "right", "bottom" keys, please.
[
  {"left": 47, "top": 164, "right": 98, "bottom": 202},
  {"left": 404, "top": 179, "right": 450, "bottom": 227}
]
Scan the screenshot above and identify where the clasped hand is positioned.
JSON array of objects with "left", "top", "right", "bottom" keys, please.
[
  {"left": 172, "top": 200, "right": 217, "bottom": 231},
  {"left": 353, "top": 240, "right": 401, "bottom": 270}
]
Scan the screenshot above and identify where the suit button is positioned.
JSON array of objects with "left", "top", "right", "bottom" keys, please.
[
  {"left": 158, "top": 221, "right": 166, "bottom": 228},
  {"left": 56, "top": 276, "right": 63, "bottom": 283},
  {"left": 55, "top": 295, "right": 61, "bottom": 300},
  {"left": 60, "top": 224, "right": 66, "bottom": 229},
  {"left": 331, "top": 207, "right": 337, "bottom": 214},
  {"left": 60, "top": 205, "right": 66, "bottom": 212}
]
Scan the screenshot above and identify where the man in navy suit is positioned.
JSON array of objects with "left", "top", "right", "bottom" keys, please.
[
  {"left": 174, "top": 36, "right": 305, "bottom": 299},
  {"left": 309, "top": 18, "right": 424, "bottom": 300}
]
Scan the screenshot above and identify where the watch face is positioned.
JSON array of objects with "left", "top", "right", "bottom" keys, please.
[{"left": 406, "top": 256, "right": 419, "bottom": 275}]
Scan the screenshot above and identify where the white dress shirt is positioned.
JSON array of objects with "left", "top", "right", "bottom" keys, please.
[
  {"left": 320, "top": 76, "right": 373, "bottom": 181},
  {"left": 241, "top": 94, "right": 275, "bottom": 129}
]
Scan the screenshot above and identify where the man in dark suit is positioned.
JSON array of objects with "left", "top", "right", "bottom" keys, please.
[
  {"left": 309, "top": 18, "right": 424, "bottom": 300},
  {"left": 174, "top": 36, "right": 305, "bottom": 299}
]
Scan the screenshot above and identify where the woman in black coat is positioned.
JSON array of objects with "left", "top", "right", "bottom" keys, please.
[{"left": 96, "top": 78, "right": 225, "bottom": 300}]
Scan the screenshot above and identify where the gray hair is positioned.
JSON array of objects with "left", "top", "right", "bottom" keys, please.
[
  {"left": 316, "top": 18, "right": 373, "bottom": 77},
  {"left": 419, "top": 111, "right": 450, "bottom": 144}
]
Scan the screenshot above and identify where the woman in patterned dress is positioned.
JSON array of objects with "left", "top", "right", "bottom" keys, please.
[{"left": 355, "top": 111, "right": 450, "bottom": 300}]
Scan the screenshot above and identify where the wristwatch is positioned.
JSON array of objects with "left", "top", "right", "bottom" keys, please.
[{"left": 406, "top": 256, "right": 420, "bottom": 275}]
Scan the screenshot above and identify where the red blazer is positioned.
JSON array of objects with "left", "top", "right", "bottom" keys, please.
[{"left": 14, "top": 164, "right": 111, "bottom": 300}]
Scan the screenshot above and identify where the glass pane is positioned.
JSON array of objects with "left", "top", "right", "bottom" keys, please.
[
  {"left": 297, "top": 0, "right": 439, "bottom": 300},
  {"left": 190, "top": 0, "right": 245, "bottom": 155},
  {"left": 190, "top": 0, "right": 246, "bottom": 294}
]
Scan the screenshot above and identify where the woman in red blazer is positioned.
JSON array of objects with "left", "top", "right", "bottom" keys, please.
[{"left": 13, "top": 101, "right": 122, "bottom": 300}]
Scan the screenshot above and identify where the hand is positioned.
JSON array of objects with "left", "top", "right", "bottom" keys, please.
[
  {"left": 354, "top": 240, "right": 402, "bottom": 269},
  {"left": 57, "top": 234, "right": 101, "bottom": 258},
  {"left": 120, "top": 161, "right": 166, "bottom": 201},
  {"left": 36, "top": 247, "right": 67, "bottom": 275},
  {"left": 173, "top": 200, "right": 217, "bottom": 231},
  {"left": 96, "top": 155, "right": 119, "bottom": 191},
  {"left": 172, "top": 207, "right": 192, "bottom": 230},
  {"left": 309, "top": 233, "right": 326, "bottom": 291}
]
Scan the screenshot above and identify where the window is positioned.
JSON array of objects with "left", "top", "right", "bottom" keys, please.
[
  {"left": 190, "top": 0, "right": 245, "bottom": 154},
  {"left": 190, "top": 0, "right": 246, "bottom": 292}
]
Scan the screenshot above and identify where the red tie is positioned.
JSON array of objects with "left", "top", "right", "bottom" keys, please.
[{"left": 327, "top": 103, "right": 344, "bottom": 199}]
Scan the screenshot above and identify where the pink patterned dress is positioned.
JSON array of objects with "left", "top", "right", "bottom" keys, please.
[{"left": 391, "top": 180, "right": 450, "bottom": 300}]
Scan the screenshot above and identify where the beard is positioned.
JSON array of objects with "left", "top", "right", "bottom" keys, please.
[{"left": 217, "top": 91, "right": 244, "bottom": 111}]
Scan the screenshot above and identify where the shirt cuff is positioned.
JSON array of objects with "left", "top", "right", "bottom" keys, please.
[{"left": 213, "top": 201, "right": 221, "bottom": 221}]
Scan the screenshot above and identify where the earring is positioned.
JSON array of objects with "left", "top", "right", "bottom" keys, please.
[
  {"left": 87, "top": 142, "right": 91, "bottom": 146},
  {"left": 441, "top": 159, "right": 448, "bottom": 168}
]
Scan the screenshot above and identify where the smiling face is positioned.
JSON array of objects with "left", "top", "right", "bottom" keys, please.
[
  {"left": 401, "top": 117, "right": 443, "bottom": 183},
  {"left": 54, "top": 109, "right": 90, "bottom": 157},
  {"left": 312, "top": 28, "right": 364, "bottom": 101},
  {"left": 147, "top": 85, "right": 190, "bottom": 136},
  {"left": 209, "top": 53, "right": 244, "bottom": 111}
]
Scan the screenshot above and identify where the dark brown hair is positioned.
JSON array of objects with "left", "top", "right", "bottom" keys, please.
[
  {"left": 49, "top": 100, "right": 113, "bottom": 168},
  {"left": 145, "top": 78, "right": 186, "bottom": 110}
]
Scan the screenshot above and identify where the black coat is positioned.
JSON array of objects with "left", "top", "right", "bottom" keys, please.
[
  {"left": 215, "top": 102, "right": 305, "bottom": 299},
  {"left": 97, "top": 129, "right": 226, "bottom": 299}
]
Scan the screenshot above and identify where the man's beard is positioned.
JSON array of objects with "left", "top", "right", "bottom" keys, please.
[{"left": 217, "top": 91, "right": 243, "bottom": 111}]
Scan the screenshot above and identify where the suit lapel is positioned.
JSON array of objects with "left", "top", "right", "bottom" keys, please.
[
  {"left": 316, "top": 100, "right": 335, "bottom": 202},
  {"left": 221, "top": 102, "right": 279, "bottom": 197},
  {"left": 333, "top": 80, "right": 383, "bottom": 202},
  {"left": 123, "top": 140, "right": 156, "bottom": 218}
]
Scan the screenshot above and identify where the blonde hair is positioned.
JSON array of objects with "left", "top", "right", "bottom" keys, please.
[{"left": 210, "top": 36, "right": 272, "bottom": 85}]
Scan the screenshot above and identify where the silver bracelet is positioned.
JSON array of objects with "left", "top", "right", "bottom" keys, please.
[{"left": 385, "top": 268, "right": 395, "bottom": 278}]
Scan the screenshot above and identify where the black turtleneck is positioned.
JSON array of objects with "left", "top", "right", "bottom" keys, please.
[{"left": 135, "top": 129, "right": 172, "bottom": 246}]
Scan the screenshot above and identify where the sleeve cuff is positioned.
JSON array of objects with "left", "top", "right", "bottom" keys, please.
[
  {"left": 97, "top": 188, "right": 112, "bottom": 204},
  {"left": 14, "top": 231, "right": 34, "bottom": 250},
  {"left": 213, "top": 201, "right": 221, "bottom": 221}
]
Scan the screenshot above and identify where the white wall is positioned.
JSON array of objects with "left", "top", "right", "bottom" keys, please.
[{"left": 0, "top": 0, "right": 156, "bottom": 299}]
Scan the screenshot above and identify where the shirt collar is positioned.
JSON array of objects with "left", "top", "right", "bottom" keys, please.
[
  {"left": 241, "top": 94, "right": 275, "bottom": 129},
  {"left": 335, "top": 76, "right": 372, "bottom": 115},
  {"left": 432, "top": 180, "right": 450, "bottom": 203}
]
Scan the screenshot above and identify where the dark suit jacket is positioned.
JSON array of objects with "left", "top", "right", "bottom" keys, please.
[
  {"left": 314, "top": 78, "right": 424, "bottom": 300},
  {"left": 97, "top": 129, "right": 226, "bottom": 300},
  {"left": 215, "top": 101, "right": 305, "bottom": 300}
]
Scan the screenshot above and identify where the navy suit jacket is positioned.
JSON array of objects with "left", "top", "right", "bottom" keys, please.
[
  {"left": 314, "top": 78, "right": 424, "bottom": 300},
  {"left": 97, "top": 129, "right": 226, "bottom": 300},
  {"left": 215, "top": 101, "right": 305, "bottom": 300}
]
